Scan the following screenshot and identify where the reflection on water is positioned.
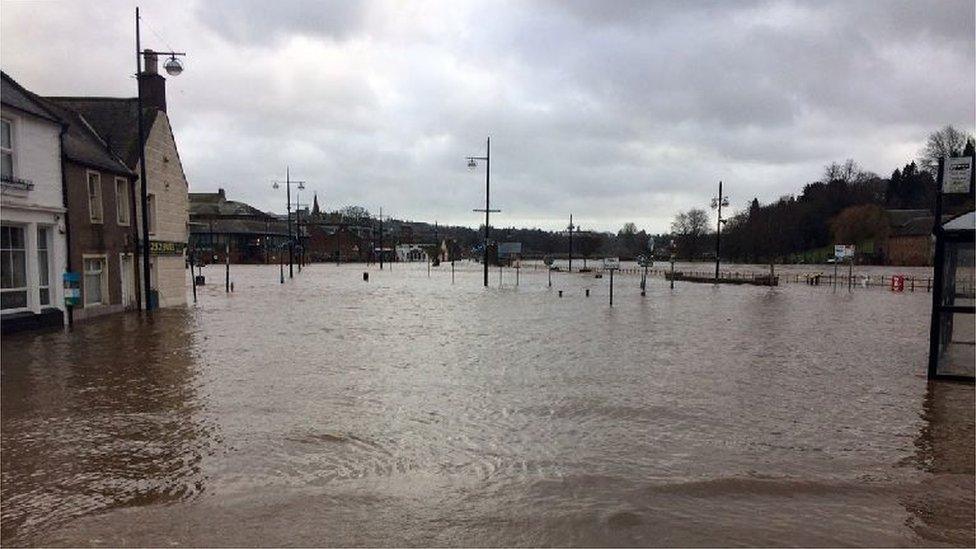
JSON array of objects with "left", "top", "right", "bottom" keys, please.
[
  {"left": 1, "top": 310, "right": 215, "bottom": 545},
  {"left": 1, "top": 262, "right": 973, "bottom": 547},
  {"left": 901, "top": 381, "right": 975, "bottom": 546}
]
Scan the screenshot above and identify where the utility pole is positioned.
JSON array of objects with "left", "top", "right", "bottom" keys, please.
[
  {"left": 711, "top": 180, "right": 729, "bottom": 281},
  {"left": 378, "top": 207, "right": 384, "bottom": 270}
]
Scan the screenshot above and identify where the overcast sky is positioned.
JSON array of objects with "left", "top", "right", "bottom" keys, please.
[{"left": 2, "top": 0, "right": 973, "bottom": 232}]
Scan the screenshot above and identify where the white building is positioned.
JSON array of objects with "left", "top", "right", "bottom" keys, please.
[
  {"left": 396, "top": 243, "right": 428, "bottom": 262},
  {"left": 1, "top": 72, "right": 67, "bottom": 332}
]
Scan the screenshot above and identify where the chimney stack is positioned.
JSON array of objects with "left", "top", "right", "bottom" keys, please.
[{"left": 138, "top": 48, "right": 167, "bottom": 113}]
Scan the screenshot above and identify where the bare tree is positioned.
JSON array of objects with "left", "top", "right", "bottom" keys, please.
[
  {"left": 919, "top": 125, "right": 975, "bottom": 173},
  {"left": 823, "top": 159, "right": 867, "bottom": 183},
  {"left": 671, "top": 208, "right": 710, "bottom": 259}
]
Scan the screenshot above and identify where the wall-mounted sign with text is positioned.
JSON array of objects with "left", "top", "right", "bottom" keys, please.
[
  {"left": 942, "top": 156, "right": 973, "bottom": 194},
  {"left": 149, "top": 241, "right": 187, "bottom": 255}
]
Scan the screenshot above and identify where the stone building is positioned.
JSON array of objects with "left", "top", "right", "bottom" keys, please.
[
  {"left": 49, "top": 51, "right": 189, "bottom": 309},
  {"left": 0, "top": 72, "right": 68, "bottom": 333}
]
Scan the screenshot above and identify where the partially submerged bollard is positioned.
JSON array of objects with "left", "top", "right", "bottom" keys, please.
[
  {"left": 363, "top": 272, "right": 369, "bottom": 282},
  {"left": 585, "top": 289, "right": 590, "bottom": 297},
  {"left": 558, "top": 290, "right": 563, "bottom": 298}
]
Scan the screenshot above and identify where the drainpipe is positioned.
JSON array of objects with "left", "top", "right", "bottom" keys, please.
[{"left": 58, "top": 124, "right": 73, "bottom": 327}]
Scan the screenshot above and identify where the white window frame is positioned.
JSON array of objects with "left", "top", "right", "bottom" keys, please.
[
  {"left": 1, "top": 117, "right": 14, "bottom": 181},
  {"left": 36, "top": 226, "right": 50, "bottom": 306},
  {"left": 83, "top": 254, "right": 108, "bottom": 307},
  {"left": 87, "top": 170, "right": 103, "bottom": 224},
  {"left": 1, "top": 223, "right": 29, "bottom": 312},
  {"left": 115, "top": 177, "right": 130, "bottom": 226}
]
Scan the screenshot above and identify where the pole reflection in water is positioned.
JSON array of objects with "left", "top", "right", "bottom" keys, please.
[{"left": 0, "top": 262, "right": 972, "bottom": 547}]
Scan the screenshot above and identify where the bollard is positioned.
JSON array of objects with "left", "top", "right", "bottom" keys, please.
[
  {"left": 585, "top": 289, "right": 590, "bottom": 297},
  {"left": 363, "top": 272, "right": 369, "bottom": 282},
  {"left": 558, "top": 290, "right": 563, "bottom": 297},
  {"left": 230, "top": 282, "right": 234, "bottom": 292}
]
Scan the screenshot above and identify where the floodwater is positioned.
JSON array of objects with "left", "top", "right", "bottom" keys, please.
[{"left": 2, "top": 261, "right": 973, "bottom": 547}]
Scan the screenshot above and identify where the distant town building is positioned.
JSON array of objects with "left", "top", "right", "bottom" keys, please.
[
  {"left": 189, "top": 189, "right": 289, "bottom": 264},
  {"left": 1, "top": 72, "right": 68, "bottom": 333},
  {"left": 396, "top": 243, "right": 428, "bottom": 262},
  {"left": 882, "top": 209, "right": 956, "bottom": 266}
]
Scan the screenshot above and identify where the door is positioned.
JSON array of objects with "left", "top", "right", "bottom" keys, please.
[{"left": 120, "top": 253, "right": 134, "bottom": 309}]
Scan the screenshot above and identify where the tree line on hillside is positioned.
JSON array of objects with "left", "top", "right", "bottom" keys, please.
[
  {"left": 326, "top": 125, "right": 973, "bottom": 263},
  {"left": 669, "top": 125, "right": 974, "bottom": 263}
]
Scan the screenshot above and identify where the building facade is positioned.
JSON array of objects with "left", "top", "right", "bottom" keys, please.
[
  {"left": 1, "top": 72, "right": 68, "bottom": 333},
  {"left": 189, "top": 189, "right": 289, "bottom": 264},
  {"left": 51, "top": 51, "right": 189, "bottom": 309},
  {"left": 43, "top": 98, "right": 141, "bottom": 320}
]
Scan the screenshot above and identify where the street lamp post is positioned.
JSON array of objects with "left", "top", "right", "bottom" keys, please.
[
  {"left": 272, "top": 168, "right": 304, "bottom": 279},
  {"left": 710, "top": 180, "right": 729, "bottom": 281},
  {"left": 135, "top": 7, "right": 185, "bottom": 310},
  {"left": 467, "top": 137, "right": 500, "bottom": 288}
]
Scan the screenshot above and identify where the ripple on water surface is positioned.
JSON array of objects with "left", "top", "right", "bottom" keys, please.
[{"left": 1, "top": 263, "right": 973, "bottom": 546}]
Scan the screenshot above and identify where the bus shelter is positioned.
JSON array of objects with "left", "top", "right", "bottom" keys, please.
[{"left": 928, "top": 210, "right": 975, "bottom": 381}]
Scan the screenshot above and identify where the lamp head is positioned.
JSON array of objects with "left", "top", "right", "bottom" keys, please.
[
  {"left": 298, "top": 182, "right": 305, "bottom": 191},
  {"left": 164, "top": 56, "right": 184, "bottom": 76},
  {"left": 272, "top": 182, "right": 280, "bottom": 189},
  {"left": 467, "top": 158, "right": 478, "bottom": 170}
]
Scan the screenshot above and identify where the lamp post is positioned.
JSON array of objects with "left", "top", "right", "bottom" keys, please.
[
  {"left": 564, "top": 214, "right": 576, "bottom": 272},
  {"left": 467, "top": 137, "right": 500, "bottom": 288},
  {"left": 135, "top": 7, "right": 184, "bottom": 310},
  {"left": 710, "top": 180, "right": 729, "bottom": 281},
  {"left": 272, "top": 168, "right": 304, "bottom": 279}
]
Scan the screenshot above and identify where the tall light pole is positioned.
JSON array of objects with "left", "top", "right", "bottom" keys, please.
[
  {"left": 272, "top": 168, "right": 304, "bottom": 279},
  {"left": 135, "top": 7, "right": 184, "bottom": 310},
  {"left": 467, "top": 137, "right": 499, "bottom": 287},
  {"left": 710, "top": 180, "right": 729, "bottom": 281}
]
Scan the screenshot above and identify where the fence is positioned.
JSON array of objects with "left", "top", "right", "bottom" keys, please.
[{"left": 527, "top": 263, "right": 949, "bottom": 293}]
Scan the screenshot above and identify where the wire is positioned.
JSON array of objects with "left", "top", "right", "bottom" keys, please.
[{"left": 142, "top": 16, "right": 176, "bottom": 53}]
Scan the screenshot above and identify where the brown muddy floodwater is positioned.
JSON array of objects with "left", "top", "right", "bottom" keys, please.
[{"left": 2, "top": 262, "right": 973, "bottom": 546}]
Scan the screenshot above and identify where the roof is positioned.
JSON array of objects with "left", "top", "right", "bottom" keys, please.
[
  {"left": 44, "top": 96, "right": 158, "bottom": 167},
  {"left": 189, "top": 191, "right": 277, "bottom": 219},
  {"left": 35, "top": 98, "right": 134, "bottom": 176},
  {"left": 943, "top": 211, "right": 975, "bottom": 233},
  {"left": 887, "top": 209, "right": 958, "bottom": 237},
  {"left": 1, "top": 72, "right": 62, "bottom": 124}
]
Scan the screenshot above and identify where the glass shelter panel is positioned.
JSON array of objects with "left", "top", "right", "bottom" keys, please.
[{"left": 935, "top": 240, "right": 976, "bottom": 378}]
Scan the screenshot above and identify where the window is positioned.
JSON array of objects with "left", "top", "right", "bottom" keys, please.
[
  {"left": 116, "top": 177, "right": 130, "bottom": 225},
  {"left": 1, "top": 225, "right": 27, "bottom": 310},
  {"left": 37, "top": 227, "right": 50, "bottom": 306},
  {"left": 87, "top": 171, "right": 103, "bottom": 223},
  {"left": 84, "top": 257, "right": 106, "bottom": 306},
  {"left": 147, "top": 193, "right": 157, "bottom": 234},
  {"left": 1, "top": 118, "right": 12, "bottom": 180}
]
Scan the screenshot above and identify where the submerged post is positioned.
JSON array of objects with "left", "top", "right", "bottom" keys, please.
[
  {"left": 609, "top": 268, "right": 614, "bottom": 307},
  {"left": 225, "top": 241, "right": 230, "bottom": 293}
]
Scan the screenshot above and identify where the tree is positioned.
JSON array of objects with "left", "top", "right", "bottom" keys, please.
[
  {"left": 919, "top": 125, "right": 976, "bottom": 174},
  {"left": 671, "top": 208, "right": 710, "bottom": 259},
  {"left": 339, "top": 205, "right": 371, "bottom": 220},
  {"left": 830, "top": 204, "right": 889, "bottom": 247}
]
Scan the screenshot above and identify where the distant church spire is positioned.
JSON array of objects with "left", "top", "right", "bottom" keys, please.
[{"left": 312, "top": 192, "right": 320, "bottom": 215}]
